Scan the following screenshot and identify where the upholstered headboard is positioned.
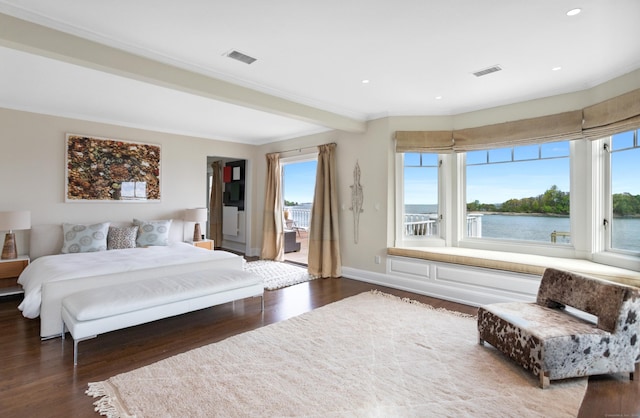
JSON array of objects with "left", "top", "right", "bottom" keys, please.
[{"left": 29, "top": 220, "right": 188, "bottom": 260}]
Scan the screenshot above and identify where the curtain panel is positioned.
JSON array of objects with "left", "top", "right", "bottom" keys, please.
[
  {"left": 582, "top": 88, "right": 640, "bottom": 139},
  {"left": 395, "top": 88, "right": 640, "bottom": 152},
  {"left": 452, "top": 110, "right": 583, "bottom": 151},
  {"left": 308, "top": 143, "right": 342, "bottom": 278},
  {"left": 395, "top": 131, "right": 454, "bottom": 153},
  {"left": 208, "top": 161, "right": 223, "bottom": 247},
  {"left": 260, "top": 153, "right": 284, "bottom": 261}
]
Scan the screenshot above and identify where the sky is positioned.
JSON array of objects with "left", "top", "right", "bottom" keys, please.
[
  {"left": 405, "top": 135, "right": 640, "bottom": 205},
  {"left": 284, "top": 136, "right": 639, "bottom": 207},
  {"left": 283, "top": 160, "right": 317, "bottom": 204}
]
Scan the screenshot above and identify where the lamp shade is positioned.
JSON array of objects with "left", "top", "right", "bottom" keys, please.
[
  {"left": 184, "top": 208, "right": 208, "bottom": 223},
  {"left": 0, "top": 210, "right": 31, "bottom": 231}
]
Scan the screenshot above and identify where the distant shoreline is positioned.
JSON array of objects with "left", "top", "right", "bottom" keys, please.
[
  {"left": 469, "top": 211, "right": 640, "bottom": 218},
  {"left": 469, "top": 212, "right": 569, "bottom": 217}
]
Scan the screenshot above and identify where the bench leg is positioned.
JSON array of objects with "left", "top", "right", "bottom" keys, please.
[
  {"left": 72, "top": 335, "right": 97, "bottom": 367},
  {"left": 539, "top": 371, "right": 550, "bottom": 389}
]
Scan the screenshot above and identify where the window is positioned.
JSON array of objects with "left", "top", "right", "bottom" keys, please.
[
  {"left": 403, "top": 153, "right": 439, "bottom": 238},
  {"left": 609, "top": 129, "right": 640, "bottom": 253},
  {"left": 465, "top": 141, "right": 570, "bottom": 244}
]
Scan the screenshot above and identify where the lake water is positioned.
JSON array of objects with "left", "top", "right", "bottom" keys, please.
[
  {"left": 481, "top": 214, "right": 640, "bottom": 251},
  {"left": 479, "top": 214, "right": 570, "bottom": 243},
  {"left": 405, "top": 205, "right": 640, "bottom": 251}
]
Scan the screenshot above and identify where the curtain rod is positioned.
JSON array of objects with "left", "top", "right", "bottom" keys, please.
[{"left": 278, "top": 142, "right": 336, "bottom": 155}]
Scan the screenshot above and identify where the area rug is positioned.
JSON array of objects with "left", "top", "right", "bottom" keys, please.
[
  {"left": 244, "top": 259, "right": 316, "bottom": 290},
  {"left": 86, "top": 291, "right": 587, "bottom": 417}
]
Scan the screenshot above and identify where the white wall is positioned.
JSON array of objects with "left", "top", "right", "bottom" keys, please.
[{"left": 0, "top": 108, "right": 255, "bottom": 255}]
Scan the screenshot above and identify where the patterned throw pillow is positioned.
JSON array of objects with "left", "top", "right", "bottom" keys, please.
[
  {"left": 61, "top": 222, "right": 110, "bottom": 254},
  {"left": 107, "top": 226, "right": 139, "bottom": 250},
  {"left": 133, "top": 219, "right": 172, "bottom": 247}
]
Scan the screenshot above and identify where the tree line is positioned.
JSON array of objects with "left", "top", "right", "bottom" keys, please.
[{"left": 467, "top": 185, "right": 640, "bottom": 216}]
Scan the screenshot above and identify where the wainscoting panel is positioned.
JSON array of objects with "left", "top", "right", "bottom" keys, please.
[
  {"left": 342, "top": 256, "right": 541, "bottom": 307},
  {"left": 389, "top": 257, "right": 431, "bottom": 280},
  {"left": 434, "top": 264, "right": 540, "bottom": 296}
]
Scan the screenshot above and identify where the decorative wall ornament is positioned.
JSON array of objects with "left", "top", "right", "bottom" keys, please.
[
  {"left": 65, "top": 134, "right": 161, "bottom": 202},
  {"left": 349, "top": 161, "right": 364, "bottom": 244}
]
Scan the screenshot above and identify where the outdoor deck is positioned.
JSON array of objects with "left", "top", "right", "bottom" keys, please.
[{"left": 284, "top": 228, "right": 308, "bottom": 264}]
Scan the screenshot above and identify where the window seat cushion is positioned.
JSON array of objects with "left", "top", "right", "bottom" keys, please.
[{"left": 387, "top": 247, "right": 640, "bottom": 287}]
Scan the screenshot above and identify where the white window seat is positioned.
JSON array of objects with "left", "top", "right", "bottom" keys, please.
[{"left": 387, "top": 247, "right": 640, "bottom": 288}]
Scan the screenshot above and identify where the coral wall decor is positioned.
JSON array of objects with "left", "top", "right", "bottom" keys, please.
[{"left": 65, "top": 134, "right": 161, "bottom": 202}]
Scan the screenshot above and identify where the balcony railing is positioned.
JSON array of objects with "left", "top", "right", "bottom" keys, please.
[
  {"left": 285, "top": 208, "right": 484, "bottom": 238},
  {"left": 285, "top": 207, "right": 311, "bottom": 230},
  {"left": 404, "top": 214, "right": 483, "bottom": 238}
]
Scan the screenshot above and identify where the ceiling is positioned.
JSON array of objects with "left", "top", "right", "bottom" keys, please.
[{"left": 0, "top": 0, "right": 639, "bottom": 145}]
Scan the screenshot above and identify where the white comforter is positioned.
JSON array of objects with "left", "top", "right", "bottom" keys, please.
[{"left": 18, "top": 243, "right": 241, "bottom": 319}]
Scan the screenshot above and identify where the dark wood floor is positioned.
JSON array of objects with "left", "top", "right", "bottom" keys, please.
[{"left": 0, "top": 277, "right": 638, "bottom": 417}]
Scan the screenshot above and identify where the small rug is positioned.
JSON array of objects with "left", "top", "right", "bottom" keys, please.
[
  {"left": 244, "top": 259, "right": 316, "bottom": 290},
  {"left": 86, "top": 291, "right": 587, "bottom": 417}
]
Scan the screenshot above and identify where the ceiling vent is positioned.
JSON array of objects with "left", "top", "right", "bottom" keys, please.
[
  {"left": 473, "top": 65, "right": 502, "bottom": 77},
  {"left": 224, "top": 50, "right": 257, "bottom": 65}
]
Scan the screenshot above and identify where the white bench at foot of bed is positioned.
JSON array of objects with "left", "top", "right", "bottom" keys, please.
[{"left": 61, "top": 269, "right": 264, "bottom": 365}]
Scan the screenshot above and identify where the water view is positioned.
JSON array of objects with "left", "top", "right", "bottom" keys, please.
[{"left": 405, "top": 204, "right": 640, "bottom": 251}]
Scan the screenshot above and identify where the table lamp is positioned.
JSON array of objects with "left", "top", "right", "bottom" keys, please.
[
  {"left": 0, "top": 210, "right": 31, "bottom": 259},
  {"left": 184, "top": 208, "right": 208, "bottom": 242}
]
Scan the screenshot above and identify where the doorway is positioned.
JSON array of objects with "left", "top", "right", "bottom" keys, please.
[{"left": 282, "top": 158, "right": 317, "bottom": 264}]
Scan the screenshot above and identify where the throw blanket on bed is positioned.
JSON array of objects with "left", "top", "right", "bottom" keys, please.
[{"left": 18, "top": 243, "right": 240, "bottom": 318}]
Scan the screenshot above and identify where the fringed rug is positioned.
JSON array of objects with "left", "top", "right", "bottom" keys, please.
[
  {"left": 244, "top": 259, "right": 316, "bottom": 290},
  {"left": 87, "top": 291, "right": 587, "bottom": 417}
]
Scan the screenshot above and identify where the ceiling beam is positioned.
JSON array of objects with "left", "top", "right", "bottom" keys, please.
[{"left": 0, "top": 13, "right": 365, "bottom": 133}]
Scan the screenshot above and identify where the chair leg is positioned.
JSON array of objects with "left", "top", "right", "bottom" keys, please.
[{"left": 539, "top": 371, "right": 550, "bottom": 389}]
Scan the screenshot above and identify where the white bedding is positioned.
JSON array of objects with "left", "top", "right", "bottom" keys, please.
[{"left": 17, "top": 243, "right": 244, "bottom": 337}]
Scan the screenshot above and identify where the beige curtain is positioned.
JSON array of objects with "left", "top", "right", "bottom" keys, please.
[
  {"left": 393, "top": 90, "right": 640, "bottom": 152},
  {"left": 209, "top": 161, "right": 223, "bottom": 247},
  {"left": 260, "top": 153, "right": 284, "bottom": 261},
  {"left": 395, "top": 131, "right": 454, "bottom": 153},
  {"left": 452, "top": 110, "right": 584, "bottom": 151},
  {"left": 582, "top": 88, "right": 640, "bottom": 139},
  {"left": 308, "top": 143, "right": 341, "bottom": 278}
]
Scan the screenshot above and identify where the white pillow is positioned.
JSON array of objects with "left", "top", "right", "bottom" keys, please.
[
  {"left": 61, "top": 222, "right": 110, "bottom": 254},
  {"left": 133, "top": 219, "right": 172, "bottom": 247}
]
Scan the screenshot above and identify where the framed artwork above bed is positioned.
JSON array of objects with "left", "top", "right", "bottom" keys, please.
[{"left": 65, "top": 134, "right": 161, "bottom": 202}]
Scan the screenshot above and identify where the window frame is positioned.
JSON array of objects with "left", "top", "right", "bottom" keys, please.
[
  {"left": 461, "top": 141, "right": 572, "bottom": 247},
  {"left": 603, "top": 130, "right": 640, "bottom": 257},
  {"left": 395, "top": 152, "right": 446, "bottom": 248},
  {"left": 395, "top": 136, "right": 640, "bottom": 271}
]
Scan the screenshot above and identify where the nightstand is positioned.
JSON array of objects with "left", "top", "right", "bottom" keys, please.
[
  {"left": 191, "top": 239, "right": 214, "bottom": 250},
  {"left": 0, "top": 256, "right": 29, "bottom": 297}
]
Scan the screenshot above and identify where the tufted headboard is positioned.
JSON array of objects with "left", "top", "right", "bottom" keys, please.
[{"left": 29, "top": 219, "right": 188, "bottom": 260}]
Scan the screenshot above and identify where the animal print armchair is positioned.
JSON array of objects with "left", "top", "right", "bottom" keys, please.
[{"left": 478, "top": 267, "right": 640, "bottom": 388}]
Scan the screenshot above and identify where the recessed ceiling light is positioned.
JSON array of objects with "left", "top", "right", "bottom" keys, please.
[
  {"left": 552, "top": 66, "right": 562, "bottom": 71},
  {"left": 566, "top": 8, "right": 581, "bottom": 16},
  {"left": 435, "top": 96, "right": 443, "bottom": 100},
  {"left": 361, "top": 79, "right": 370, "bottom": 84}
]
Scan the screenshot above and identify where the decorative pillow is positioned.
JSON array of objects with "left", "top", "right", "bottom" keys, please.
[
  {"left": 107, "top": 226, "right": 139, "bottom": 250},
  {"left": 133, "top": 219, "right": 172, "bottom": 247},
  {"left": 61, "top": 222, "right": 110, "bottom": 254}
]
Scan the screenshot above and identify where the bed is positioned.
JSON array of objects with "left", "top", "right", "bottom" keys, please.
[{"left": 18, "top": 220, "right": 246, "bottom": 338}]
